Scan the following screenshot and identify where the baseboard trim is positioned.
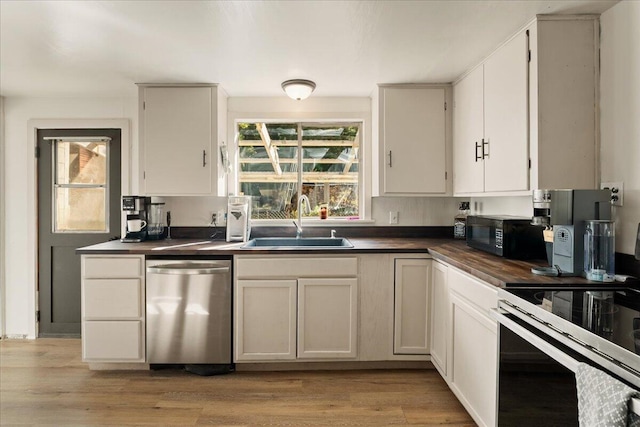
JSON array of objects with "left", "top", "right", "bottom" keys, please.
[{"left": 236, "top": 360, "right": 434, "bottom": 372}]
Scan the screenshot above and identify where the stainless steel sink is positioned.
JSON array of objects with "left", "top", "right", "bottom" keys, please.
[{"left": 240, "top": 237, "right": 354, "bottom": 249}]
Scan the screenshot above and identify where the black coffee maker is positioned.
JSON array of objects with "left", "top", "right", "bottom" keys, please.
[{"left": 121, "top": 196, "right": 151, "bottom": 242}]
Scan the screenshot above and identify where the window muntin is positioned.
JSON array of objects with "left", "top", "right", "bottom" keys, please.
[
  {"left": 51, "top": 138, "right": 110, "bottom": 232},
  {"left": 238, "top": 122, "right": 360, "bottom": 220}
]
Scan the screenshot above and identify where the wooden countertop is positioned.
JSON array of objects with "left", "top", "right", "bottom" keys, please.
[{"left": 77, "top": 238, "right": 593, "bottom": 288}]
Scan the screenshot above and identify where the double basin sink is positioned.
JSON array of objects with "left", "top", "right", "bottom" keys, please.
[{"left": 241, "top": 237, "right": 354, "bottom": 249}]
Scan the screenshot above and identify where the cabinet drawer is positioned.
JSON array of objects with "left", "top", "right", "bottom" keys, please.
[
  {"left": 82, "top": 279, "right": 142, "bottom": 319},
  {"left": 236, "top": 257, "right": 358, "bottom": 279},
  {"left": 448, "top": 267, "right": 497, "bottom": 315},
  {"left": 82, "top": 321, "right": 144, "bottom": 361},
  {"left": 83, "top": 256, "right": 143, "bottom": 278}
]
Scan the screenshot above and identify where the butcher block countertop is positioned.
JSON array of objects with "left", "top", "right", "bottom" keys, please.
[{"left": 77, "top": 237, "right": 595, "bottom": 288}]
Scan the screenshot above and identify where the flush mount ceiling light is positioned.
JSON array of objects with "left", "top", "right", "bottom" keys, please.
[{"left": 281, "top": 79, "right": 316, "bottom": 100}]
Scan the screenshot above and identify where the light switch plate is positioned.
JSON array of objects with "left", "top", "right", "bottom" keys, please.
[{"left": 600, "top": 181, "right": 624, "bottom": 207}]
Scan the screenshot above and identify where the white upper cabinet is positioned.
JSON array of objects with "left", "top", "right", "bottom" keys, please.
[
  {"left": 138, "top": 84, "right": 228, "bottom": 196},
  {"left": 453, "top": 31, "right": 528, "bottom": 195},
  {"left": 376, "top": 85, "right": 450, "bottom": 196},
  {"left": 453, "top": 16, "right": 599, "bottom": 196},
  {"left": 529, "top": 16, "right": 599, "bottom": 190},
  {"left": 483, "top": 31, "right": 529, "bottom": 192},
  {"left": 452, "top": 67, "right": 484, "bottom": 194}
]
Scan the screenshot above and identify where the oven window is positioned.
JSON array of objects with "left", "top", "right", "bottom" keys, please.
[{"left": 499, "top": 323, "right": 579, "bottom": 426}]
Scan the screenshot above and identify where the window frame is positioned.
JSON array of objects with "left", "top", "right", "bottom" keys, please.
[
  {"left": 47, "top": 136, "right": 111, "bottom": 234},
  {"left": 232, "top": 119, "right": 368, "bottom": 223}
]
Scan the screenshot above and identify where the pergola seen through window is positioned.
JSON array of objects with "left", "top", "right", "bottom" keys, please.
[{"left": 238, "top": 122, "right": 361, "bottom": 220}]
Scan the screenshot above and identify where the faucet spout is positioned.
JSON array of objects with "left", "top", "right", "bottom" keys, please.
[
  {"left": 295, "top": 195, "right": 311, "bottom": 239},
  {"left": 293, "top": 220, "right": 303, "bottom": 239}
]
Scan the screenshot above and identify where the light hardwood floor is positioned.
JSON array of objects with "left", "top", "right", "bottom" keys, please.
[{"left": 0, "top": 339, "right": 475, "bottom": 426}]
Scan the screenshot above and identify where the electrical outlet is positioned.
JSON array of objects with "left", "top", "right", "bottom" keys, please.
[
  {"left": 217, "top": 209, "right": 227, "bottom": 226},
  {"left": 600, "top": 181, "right": 624, "bottom": 207},
  {"left": 389, "top": 211, "right": 399, "bottom": 224}
]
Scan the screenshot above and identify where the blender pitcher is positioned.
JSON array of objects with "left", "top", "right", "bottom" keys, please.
[
  {"left": 147, "top": 202, "right": 165, "bottom": 240},
  {"left": 584, "top": 220, "right": 615, "bottom": 282}
]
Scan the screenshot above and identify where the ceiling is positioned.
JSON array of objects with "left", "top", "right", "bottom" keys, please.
[{"left": 0, "top": 0, "right": 618, "bottom": 99}]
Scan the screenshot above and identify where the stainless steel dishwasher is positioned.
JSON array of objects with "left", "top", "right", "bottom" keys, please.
[{"left": 146, "top": 259, "right": 232, "bottom": 372}]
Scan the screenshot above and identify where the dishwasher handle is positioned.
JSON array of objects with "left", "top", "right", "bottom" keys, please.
[{"left": 147, "top": 263, "right": 230, "bottom": 275}]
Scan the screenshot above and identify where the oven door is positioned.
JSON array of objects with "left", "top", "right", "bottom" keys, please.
[{"left": 491, "top": 306, "right": 640, "bottom": 427}]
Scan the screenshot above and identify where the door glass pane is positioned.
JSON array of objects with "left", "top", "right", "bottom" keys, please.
[
  {"left": 55, "top": 187, "right": 107, "bottom": 232},
  {"left": 56, "top": 141, "right": 107, "bottom": 185},
  {"left": 53, "top": 138, "right": 109, "bottom": 233}
]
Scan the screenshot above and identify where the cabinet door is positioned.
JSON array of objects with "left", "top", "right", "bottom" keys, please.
[
  {"left": 381, "top": 87, "right": 446, "bottom": 194},
  {"left": 82, "top": 321, "right": 144, "bottom": 362},
  {"left": 142, "top": 86, "right": 213, "bottom": 195},
  {"left": 453, "top": 66, "right": 485, "bottom": 194},
  {"left": 449, "top": 292, "right": 498, "bottom": 427},
  {"left": 82, "top": 279, "right": 142, "bottom": 319},
  {"left": 298, "top": 278, "right": 358, "bottom": 359},
  {"left": 236, "top": 280, "right": 297, "bottom": 361},
  {"left": 393, "top": 259, "right": 431, "bottom": 355},
  {"left": 483, "top": 31, "right": 529, "bottom": 192},
  {"left": 430, "top": 261, "right": 448, "bottom": 376}
]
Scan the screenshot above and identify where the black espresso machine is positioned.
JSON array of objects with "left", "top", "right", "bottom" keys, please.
[{"left": 121, "top": 196, "right": 151, "bottom": 242}]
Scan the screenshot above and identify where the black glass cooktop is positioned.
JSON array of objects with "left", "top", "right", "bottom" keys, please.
[{"left": 504, "top": 285, "right": 640, "bottom": 356}]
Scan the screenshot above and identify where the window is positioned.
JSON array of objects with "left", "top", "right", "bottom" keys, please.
[
  {"left": 238, "top": 122, "right": 361, "bottom": 220},
  {"left": 50, "top": 137, "right": 110, "bottom": 232}
]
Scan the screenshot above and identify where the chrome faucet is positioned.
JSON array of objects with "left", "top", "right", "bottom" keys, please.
[{"left": 293, "top": 194, "right": 311, "bottom": 238}]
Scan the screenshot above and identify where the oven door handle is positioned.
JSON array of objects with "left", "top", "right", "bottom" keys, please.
[{"left": 490, "top": 308, "right": 579, "bottom": 373}]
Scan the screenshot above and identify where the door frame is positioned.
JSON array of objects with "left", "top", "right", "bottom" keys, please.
[{"left": 26, "top": 118, "right": 131, "bottom": 338}]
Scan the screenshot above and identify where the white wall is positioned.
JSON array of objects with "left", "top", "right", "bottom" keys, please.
[
  {"left": 3, "top": 97, "right": 137, "bottom": 338},
  {"left": 600, "top": 1, "right": 640, "bottom": 256},
  {"left": 470, "top": 195, "right": 532, "bottom": 217},
  {"left": 0, "top": 96, "right": 5, "bottom": 337}
]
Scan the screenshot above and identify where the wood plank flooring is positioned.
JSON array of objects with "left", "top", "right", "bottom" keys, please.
[{"left": 0, "top": 339, "right": 475, "bottom": 426}]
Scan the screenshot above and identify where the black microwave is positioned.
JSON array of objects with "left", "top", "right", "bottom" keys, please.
[{"left": 466, "top": 215, "right": 546, "bottom": 260}]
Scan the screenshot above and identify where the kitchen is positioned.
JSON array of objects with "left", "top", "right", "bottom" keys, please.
[{"left": 1, "top": 1, "right": 639, "bottom": 426}]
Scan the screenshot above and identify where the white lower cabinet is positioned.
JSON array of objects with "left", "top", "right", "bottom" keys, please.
[
  {"left": 298, "top": 278, "right": 358, "bottom": 359},
  {"left": 235, "top": 280, "right": 297, "bottom": 360},
  {"left": 234, "top": 256, "right": 358, "bottom": 362},
  {"left": 81, "top": 255, "right": 146, "bottom": 363},
  {"left": 83, "top": 321, "right": 144, "bottom": 360},
  {"left": 446, "top": 266, "right": 498, "bottom": 427},
  {"left": 394, "top": 259, "right": 431, "bottom": 355},
  {"left": 429, "top": 260, "right": 448, "bottom": 377},
  {"left": 358, "top": 254, "right": 432, "bottom": 361}
]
